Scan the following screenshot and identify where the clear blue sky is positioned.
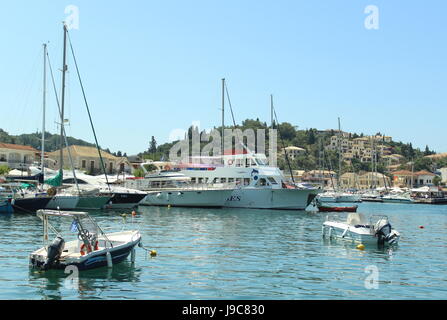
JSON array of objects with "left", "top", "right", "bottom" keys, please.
[{"left": 0, "top": 0, "right": 446, "bottom": 155}]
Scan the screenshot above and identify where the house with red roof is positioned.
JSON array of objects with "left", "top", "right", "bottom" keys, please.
[
  {"left": 392, "top": 169, "right": 437, "bottom": 188},
  {"left": 0, "top": 143, "right": 39, "bottom": 170}
]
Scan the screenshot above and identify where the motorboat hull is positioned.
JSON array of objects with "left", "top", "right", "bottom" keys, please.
[
  {"left": 225, "top": 188, "right": 320, "bottom": 210},
  {"left": 322, "top": 221, "right": 400, "bottom": 246},
  {"left": 103, "top": 192, "right": 147, "bottom": 209},
  {"left": 140, "top": 189, "right": 233, "bottom": 208},
  {"left": 318, "top": 205, "right": 358, "bottom": 213},
  {"left": 30, "top": 231, "right": 141, "bottom": 271}
]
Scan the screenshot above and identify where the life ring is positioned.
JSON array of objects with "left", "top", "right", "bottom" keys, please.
[{"left": 80, "top": 241, "right": 99, "bottom": 256}]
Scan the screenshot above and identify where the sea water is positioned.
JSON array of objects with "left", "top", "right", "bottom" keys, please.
[{"left": 0, "top": 202, "right": 446, "bottom": 299}]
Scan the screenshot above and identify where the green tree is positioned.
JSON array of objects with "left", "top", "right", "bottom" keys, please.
[{"left": 0, "top": 165, "right": 10, "bottom": 175}]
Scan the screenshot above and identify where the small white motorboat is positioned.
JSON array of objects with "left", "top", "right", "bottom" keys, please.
[
  {"left": 322, "top": 212, "right": 400, "bottom": 247},
  {"left": 29, "top": 209, "right": 141, "bottom": 271}
]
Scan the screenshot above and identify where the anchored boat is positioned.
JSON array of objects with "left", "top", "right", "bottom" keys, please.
[
  {"left": 29, "top": 209, "right": 141, "bottom": 271},
  {"left": 322, "top": 212, "right": 400, "bottom": 247}
]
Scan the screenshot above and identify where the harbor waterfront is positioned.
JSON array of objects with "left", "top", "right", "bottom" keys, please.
[{"left": 0, "top": 202, "right": 445, "bottom": 300}]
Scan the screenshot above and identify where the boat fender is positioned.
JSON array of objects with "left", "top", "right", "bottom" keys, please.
[
  {"left": 356, "top": 244, "right": 365, "bottom": 250},
  {"left": 106, "top": 251, "right": 112, "bottom": 268}
]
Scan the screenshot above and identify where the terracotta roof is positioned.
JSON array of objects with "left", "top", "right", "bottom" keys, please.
[
  {"left": 392, "top": 170, "right": 414, "bottom": 176},
  {"left": 48, "top": 145, "right": 119, "bottom": 160},
  {"left": 0, "top": 143, "right": 37, "bottom": 152},
  {"left": 414, "top": 170, "right": 435, "bottom": 176}
]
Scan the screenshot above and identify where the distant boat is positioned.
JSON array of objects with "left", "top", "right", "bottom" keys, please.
[
  {"left": 317, "top": 204, "right": 358, "bottom": 213},
  {"left": 0, "top": 199, "right": 13, "bottom": 214},
  {"left": 322, "top": 213, "right": 400, "bottom": 247}
]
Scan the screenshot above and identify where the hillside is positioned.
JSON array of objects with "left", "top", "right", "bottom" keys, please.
[
  {"left": 0, "top": 128, "right": 96, "bottom": 152},
  {"left": 139, "top": 119, "right": 444, "bottom": 174}
]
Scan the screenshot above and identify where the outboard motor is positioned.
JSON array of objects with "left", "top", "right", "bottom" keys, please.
[
  {"left": 43, "top": 236, "right": 65, "bottom": 270},
  {"left": 375, "top": 219, "right": 393, "bottom": 247}
]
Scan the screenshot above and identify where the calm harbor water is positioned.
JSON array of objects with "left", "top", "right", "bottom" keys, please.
[{"left": 0, "top": 202, "right": 446, "bottom": 300}]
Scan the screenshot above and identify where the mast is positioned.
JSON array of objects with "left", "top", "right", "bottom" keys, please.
[
  {"left": 270, "top": 94, "right": 274, "bottom": 128},
  {"left": 337, "top": 117, "right": 342, "bottom": 190},
  {"left": 221, "top": 78, "right": 225, "bottom": 163},
  {"left": 59, "top": 24, "right": 68, "bottom": 173},
  {"left": 41, "top": 43, "right": 47, "bottom": 181}
]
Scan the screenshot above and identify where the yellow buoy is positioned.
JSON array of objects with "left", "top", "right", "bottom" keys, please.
[
  {"left": 356, "top": 244, "right": 365, "bottom": 250},
  {"left": 150, "top": 250, "right": 157, "bottom": 257}
]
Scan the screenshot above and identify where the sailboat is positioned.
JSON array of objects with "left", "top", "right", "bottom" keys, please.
[
  {"left": 43, "top": 25, "right": 112, "bottom": 210},
  {"left": 317, "top": 118, "right": 361, "bottom": 203},
  {"left": 9, "top": 44, "right": 53, "bottom": 213}
]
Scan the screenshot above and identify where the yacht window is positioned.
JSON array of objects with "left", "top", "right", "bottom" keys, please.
[
  {"left": 191, "top": 178, "right": 196, "bottom": 184},
  {"left": 220, "top": 178, "right": 227, "bottom": 183},
  {"left": 267, "top": 177, "right": 278, "bottom": 184},
  {"left": 235, "top": 178, "right": 242, "bottom": 185},
  {"left": 256, "top": 158, "right": 266, "bottom": 166},
  {"left": 198, "top": 178, "right": 204, "bottom": 184},
  {"left": 244, "top": 178, "right": 250, "bottom": 185},
  {"left": 81, "top": 160, "right": 86, "bottom": 169},
  {"left": 257, "top": 178, "right": 268, "bottom": 186},
  {"left": 228, "top": 178, "right": 234, "bottom": 183},
  {"left": 213, "top": 178, "right": 219, "bottom": 183}
]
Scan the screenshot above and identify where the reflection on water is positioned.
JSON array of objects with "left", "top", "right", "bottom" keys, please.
[
  {"left": 0, "top": 202, "right": 446, "bottom": 299},
  {"left": 28, "top": 261, "right": 141, "bottom": 300}
]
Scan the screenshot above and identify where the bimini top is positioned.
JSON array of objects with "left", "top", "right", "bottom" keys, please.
[{"left": 36, "top": 209, "right": 89, "bottom": 218}]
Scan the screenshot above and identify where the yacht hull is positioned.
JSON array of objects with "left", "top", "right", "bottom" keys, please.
[
  {"left": 225, "top": 188, "right": 320, "bottom": 210},
  {"left": 46, "top": 196, "right": 79, "bottom": 210},
  {"left": 140, "top": 189, "right": 233, "bottom": 208},
  {"left": 76, "top": 196, "right": 111, "bottom": 210},
  {"left": 11, "top": 197, "right": 52, "bottom": 213},
  {"left": 103, "top": 193, "right": 147, "bottom": 209}
]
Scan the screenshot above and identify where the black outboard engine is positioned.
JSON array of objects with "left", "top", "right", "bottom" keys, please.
[
  {"left": 43, "top": 236, "right": 65, "bottom": 270},
  {"left": 375, "top": 219, "right": 393, "bottom": 247}
]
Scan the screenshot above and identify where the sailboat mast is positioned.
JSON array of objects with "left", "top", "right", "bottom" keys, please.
[
  {"left": 270, "top": 94, "right": 274, "bottom": 128},
  {"left": 337, "top": 117, "right": 342, "bottom": 190},
  {"left": 41, "top": 43, "right": 47, "bottom": 176},
  {"left": 59, "top": 24, "right": 68, "bottom": 172},
  {"left": 221, "top": 78, "right": 225, "bottom": 162}
]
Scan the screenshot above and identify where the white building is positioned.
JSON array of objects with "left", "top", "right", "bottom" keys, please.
[
  {"left": 282, "top": 146, "right": 306, "bottom": 160},
  {"left": 438, "top": 168, "right": 447, "bottom": 184},
  {"left": 0, "top": 143, "right": 38, "bottom": 170}
]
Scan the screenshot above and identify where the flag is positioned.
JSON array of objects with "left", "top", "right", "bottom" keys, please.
[{"left": 70, "top": 220, "right": 78, "bottom": 233}]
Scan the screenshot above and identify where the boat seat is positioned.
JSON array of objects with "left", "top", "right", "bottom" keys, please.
[{"left": 346, "top": 213, "right": 368, "bottom": 226}]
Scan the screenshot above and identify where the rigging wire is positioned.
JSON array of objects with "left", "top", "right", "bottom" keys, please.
[
  {"left": 46, "top": 49, "right": 81, "bottom": 194},
  {"left": 271, "top": 101, "right": 295, "bottom": 185},
  {"left": 66, "top": 29, "right": 111, "bottom": 191}
]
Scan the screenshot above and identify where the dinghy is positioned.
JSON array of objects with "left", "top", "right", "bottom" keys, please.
[
  {"left": 29, "top": 209, "right": 141, "bottom": 271},
  {"left": 322, "top": 212, "right": 400, "bottom": 247}
]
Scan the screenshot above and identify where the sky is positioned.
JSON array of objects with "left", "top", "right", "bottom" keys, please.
[{"left": 0, "top": 0, "right": 446, "bottom": 155}]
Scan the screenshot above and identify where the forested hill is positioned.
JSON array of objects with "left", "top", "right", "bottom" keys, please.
[{"left": 0, "top": 128, "right": 96, "bottom": 152}]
